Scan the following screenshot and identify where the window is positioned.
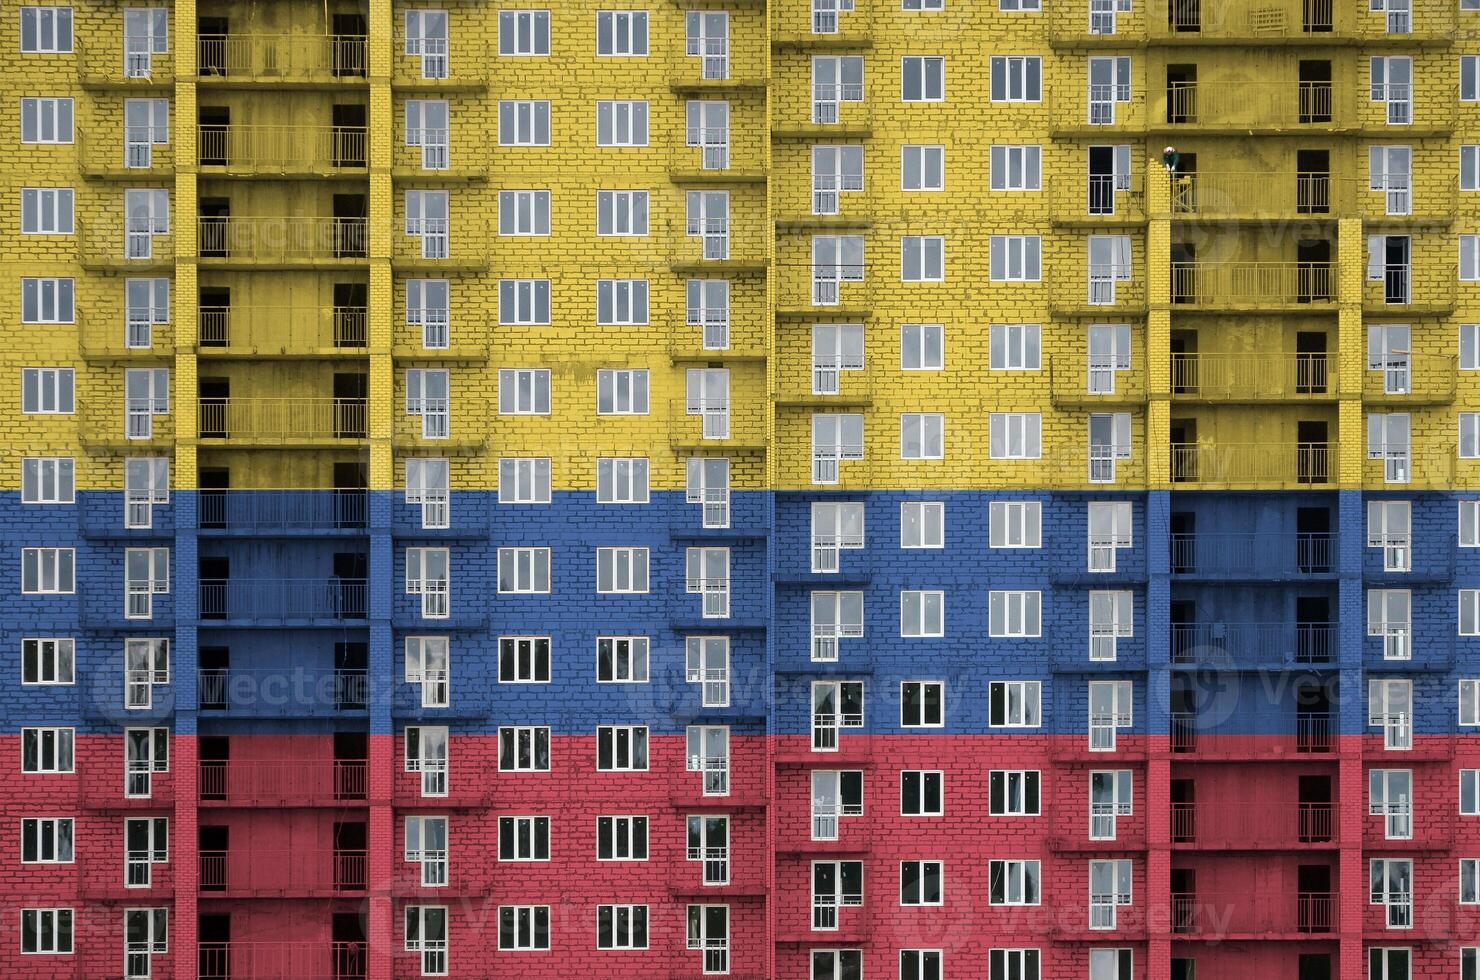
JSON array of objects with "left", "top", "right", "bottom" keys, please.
[
  {"left": 1467, "top": 56, "right": 1480, "bottom": 101},
  {"left": 405, "top": 906, "right": 447, "bottom": 975},
  {"left": 686, "top": 638, "right": 730, "bottom": 708},
  {"left": 989, "top": 681, "right": 1041, "bottom": 727},
  {"left": 405, "top": 100, "right": 449, "bottom": 170},
  {"left": 497, "top": 636, "right": 549, "bottom": 684},
  {"left": 496, "top": 816, "right": 549, "bottom": 862},
  {"left": 1370, "top": 678, "right": 1414, "bottom": 750},
  {"left": 1089, "top": 859, "right": 1133, "bottom": 928},
  {"left": 1368, "top": 948, "right": 1409, "bottom": 980},
  {"left": 404, "top": 190, "right": 449, "bottom": 259},
  {"left": 1088, "top": 236, "right": 1133, "bottom": 304},
  {"left": 597, "top": 905, "right": 648, "bottom": 949},
  {"left": 1466, "top": 413, "right": 1480, "bottom": 459},
  {"left": 1369, "top": 769, "right": 1413, "bottom": 839},
  {"left": 685, "top": 11, "right": 728, "bottom": 78},
  {"left": 1371, "top": 857, "right": 1414, "bottom": 927},
  {"left": 1371, "top": 56, "right": 1412, "bottom": 125},
  {"left": 901, "top": 501, "right": 944, "bottom": 548},
  {"left": 498, "top": 100, "right": 551, "bottom": 146},
  {"left": 406, "top": 279, "right": 449, "bottom": 348},
  {"left": 812, "top": 950, "right": 862, "bottom": 979},
  {"left": 812, "top": 56, "right": 865, "bottom": 123},
  {"left": 124, "top": 548, "right": 169, "bottom": 619},
  {"left": 124, "top": 458, "right": 168, "bottom": 530},
  {"left": 497, "top": 547, "right": 550, "bottom": 593},
  {"left": 811, "top": 234, "right": 865, "bottom": 305},
  {"left": 21, "top": 728, "right": 74, "bottom": 771},
  {"left": 22, "top": 638, "right": 73, "bottom": 685},
  {"left": 122, "top": 8, "right": 167, "bottom": 78},
  {"left": 1369, "top": 588, "right": 1412, "bottom": 661},
  {"left": 812, "top": 412, "right": 865, "bottom": 484},
  {"left": 686, "top": 905, "right": 729, "bottom": 974},
  {"left": 811, "top": 860, "right": 863, "bottom": 929},
  {"left": 686, "top": 190, "right": 729, "bottom": 260},
  {"left": 404, "top": 815, "right": 448, "bottom": 886},
  {"left": 597, "top": 457, "right": 649, "bottom": 503},
  {"left": 21, "top": 458, "right": 73, "bottom": 505},
  {"left": 596, "top": 369, "right": 649, "bottom": 414},
  {"left": 498, "top": 368, "right": 551, "bottom": 413},
  {"left": 990, "top": 949, "right": 1040, "bottom": 980},
  {"left": 989, "top": 413, "right": 1042, "bottom": 459},
  {"left": 990, "top": 590, "right": 1042, "bottom": 637},
  {"left": 1369, "top": 412, "right": 1412, "bottom": 482},
  {"left": 990, "top": 145, "right": 1041, "bottom": 191},
  {"left": 687, "top": 100, "right": 730, "bottom": 170},
  {"left": 124, "top": 727, "right": 168, "bottom": 798},
  {"left": 498, "top": 9, "right": 549, "bottom": 55},
  {"left": 405, "top": 369, "right": 450, "bottom": 441},
  {"left": 1087, "top": 56, "right": 1132, "bottom": 124},
  {"left": 597, "top": 10, "right": 648, "bottom": 55},
  {"left": 901, "top": 323, "right": 943, "bottom": 370},
  {"left": 811, "top": 501, "right": 865, "bottom": 574},
  {"left": 687, "top": 279, "right": 730, "bottom": 350},
  {"left": 20, "top": 7, "right": 72, "bottom": 52},
  {"left": 900, "top": 590, "right": 944, "bottom": 637},
  {"left": 597, "top": 100, "right": 648, "bottom": 146},
  {"left": 22, "top": 548, "right": 74, "bottom": 594},
  {"left": 812, "top": 681, "right": 865, "bottom": 750},
  {"left": 902, "top": 145, "right": 944, "bottom": 191},
  {"left": 497, "top": 457, "right": 550, "bottom": 505},
  {"left": 597, "top": 725, "right": 648, "bottom": 770},
  {"left": 1464, "top": 679, "right": 1480, "bottom": 726},
  {"left": 989, "top": 56, "right": 1041, "bottom": 101},
  {"left": 812, "top": 770, "right": 863, "bottom": 838},
  {"left": 1088, "top": 500, "right": 1134, "bottom": 572},
  {"left": 597, "top": 636, "right": 650, "bottom": 683},
  {"left": 1461, "top": 859, "right": 1480, "bottom": 904},
  {"left": 124, "top": 817, "right": 167, "bottom": 887},
  {"left": 19, "top": 98, "right": 72, "bottom": 143},
  {"left": 405, "top": 9, "right": 448, "bottom": 78},
  {"left": 20, "top": 908, "right": 72, "bottom": 954},
  {"left": 1368, "top": 499, "right": 1411, "bottom": 572},
  {"left": 499, "top": 905, "right": 550, "bottom": 951},
  {"left": 498, "top": 726, "right": 550, "bottom": 772},
  {"left": 21, "top": 368, "right": 73, "bottom": 414},
  {"left": 812, "top": 590, "right": 864, "bottom": 661},
  {"left": 902, "top": 950, "right": 943, "bottom": 980},
  {"left": 405, "top": 637, "right": 450, "bottom": 707},
  {"left": 406, "top": 547, "right": 450, "bottom": 619},
  {"left": 21, "top": 818, "right": 72, "bottom": 863},
  {"left": 811, "top": 323, "right": 864, "bottom": 395},
  {"left": 687, "top": 546, "right": 730, "bottom": 618},
  {"left": 1090, "top": 949, "right": 1134, "bottom": 980},
  {"left": 989, "top": 769, "right": 1040, "bottom": 815},
  {"left": 122, "top": 367, "right": 168, "bottom": 439},
  {"left": 403, "top": 458, "right": 450, "bottom": 530},
  {"left": 901, "top": 236, "right": 944, "bottom": 281},
  {"left": 687, "top": 457, "right": 730, "bottom": 528},
  {"left": 901, "top": 770, "right": 943, "bottom": 816},
  {"left": 686, "top": 367, "right": 731, "bottom": 438},
  {"left": 900, "top": 414, "right": 944, "bottom": 459},
  {"left": 901, "top": 56, "right": 944, "bottom": 101},
  {"left": 1466, "top": 500, "right": 1480, "bottom": 546},
  {"left": 812, "top": 145, "right": 864, "bottom": 214},
  {"left": 990, "top": 324, "right": 1041, "bottom": 370},
  {"left": 597, "top": 190, "right": 649, "bottom": 235},
  {"left": 1465, "top": 238, "right": 1480, "bottom": 283},
  {"left": 404, "top": 726, "right": 449, "bottom": 797},
  {"left": 20, "top": 278, "right": 73, "bottom": 324},
  {"left": 1464, "top": 591, "right": 1480, "bottom": 636},
  {"left": 597, "top": 546, "right": 649, "bottom": 593},
  {"left": 901, "top": 681, "right": 944, "bottom": 728},
  {"left": 1089, "top": 590, "right": 1133, "bottom": 662},
  {"left": 990, "top": 500, "right": 1042, "bottom": 548},
  {"left": 1089, "top": 769, "right": 1133, "bottom": 840},
  {"left": 21, "top": 188, "right": 73, "bottom": 234},
  {"left": 990, "top": 235, "right": 1041, "bottom": 280},
  {"left": 1464, "top": 949, "right": 1478, "bottom": 980},
  {"left": 1463, "top": 770, "right": 1479, "bottom": 815},
  {"left": 597, "top": 815, "right": 648, "bottom": 859},
  {"left": 900, "top": 860, "right": 942, "bottom": 905},
  {"left": 498, "top": 190, "right": 549, "bottom": 235},
  {"left": 1370, "top": 145, "right": 1412, "bottom": 215},
  {"left": 124, "top": 278, "right": 169, "bottom": 348},
  {"left": 988, "top": 859, "right": 1040, "bottom": 905}
]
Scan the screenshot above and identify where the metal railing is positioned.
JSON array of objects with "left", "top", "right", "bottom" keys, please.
[
  {"left": 1170, "top": 262, "right": 1335, "bottom": 306},
  {"left": 198, "top": 216, "right": 368, "bottom": 262},
  {"left": 1170, "top": 442, "right": 1334, "bottom": 487},
  {"left": 1169, "top": 621, "right": 1336, "bottom": 666},
  {"left": 1170, "top": 532, "right": 1334, "bottom": 578},
  {"left": 1361, "top": 354, "right": 1458, "bottom": 402},
  {"left": 198, "top": 125, "right": 367, "bottom": 171},
  {"left": 198, "top": 758, "right": 367, "bottom": 804},
  {"left": 198, "top": 667, "right": 368, "bottom": 714},
  {"left": 198, "top": 489, "right": 367, "bottom": 531},
  {"left": 197, "top": 941, "right": 367, "bottom": 980},
  {"left": 198, "top": 397, "right": 368, "bottom": 441},
  {"left": 197, "top": 34, "right": 367, "bottom": 81},
  {"left": 199, "top": 849, "right": 367, "bottom": 894},
  {"left": 1163, "top": 80, "right": 1336, "bottom": 127},
  {"left": 1171, "top": 711, "right": 1333, "bottom": 756},
  {"left": 1171, "top": 891, "right": 1335, "bottom": 935},
  {"left": 1171, "top": 801, "right": 1335, "bottom": 847},
  {"left": 1169, "top": 171, "right": 1347, "bottom": 216},
  {"left": 198, "top": 578, "right": 368, "bottom": 620},
  {"left": 78, "top": 219, "right": 174, "bottom": 267},
  {"left": 1152, "top": 0, "right": 1337, "bottom": 35},
  {"left": 1170, "top": 352, "right": 1330, "bottom": 399},
  {"left": 198, "top": 305, "right": 367, "bottom": 351}
]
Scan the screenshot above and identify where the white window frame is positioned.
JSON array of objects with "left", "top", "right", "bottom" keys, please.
[{"left": 497, "top": 547, "right": 550, "bottom": 594}]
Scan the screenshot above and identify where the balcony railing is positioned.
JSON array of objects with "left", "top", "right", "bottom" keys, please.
[
  {"left": 198, "top": 668, "right": 368, "bottom": 715},
  {"left": 1171, "top": 801, "right": 1335, "bottom": 848},
  {"left": 1361, "top": 354, "right": 1458, "bottom": 403},
  {"left": 1171, "top": 891, "right": 1335, "bottom": 936},
  {"left": 198, "top": 397, "right": 368, "bottom": 442},
  {"left": 1170, "top": 262, "right": 1334, "bottom": 307},
  {"left": 78, "top": 219, "right": 174, "bottom": 268},
  {"left": 198, "top": 942, "right": 367, "bottom": 980},
  {"left": 198, "top": 759, "right": 367, "bottom": 804},
  {"left": 198, "top": 305, "right": 367, "bottom": 353},
  {"left": 197, "top": 34, "right": 368, "bottom": 82},
  {"left": 1162, "top": 81, "right": 1337, "bottom": 128},
  {"left": 198, "top": 125, "right": 367, "bottom": 172},
  {"left": 1151, "top": 0, "right": 1338, "bottom": 36},
  {"left": 1170, "top": 532, "right": 1334, "bottom": 579},
  {"left": 198, "top": 578, "right": 368, "bottom": 621},
  {"left": 198, "top": 216, "right": 368, "bottom": 263},
  {"left": 1049, "top": 355, "right": 1147, "bottom": 404},
  {"left": 1171, "top": 622, "right": 1336, "bottom": 667},
  {"left": 1170, "top": 353, "right": 1330, "bottom": 400},
  {"left": 1171, "top": 711, "right": 1333, "bottom": 757},
  {"left": 199, "top": 489, "right": 367, "bottom": 531},
  {"left": 1170, "top": 442, "right": 1333, "bottom": 487},
  {"left": 199, "top": 849, "right": 367, "bottom": 895},
  {"left": 1169, "top": 171, "right": 1346, "bottom": 216}
]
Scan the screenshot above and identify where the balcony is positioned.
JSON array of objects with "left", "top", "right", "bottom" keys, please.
[
  {"left": 1170, "top": 891, "right": 1336, "bottom": 938},
  {"left": 776, "top": 263, "right": 872, "bottom": 317},
  {"left": 1158, "top": 80, "right": 1342, "bottom": 131},
  {"left": 1170, "top": 711, "right": 1333, "bottom": 758},
  {"left": 1048, "top": 356, "right": 1147, "bottom": 406},
  {"left": 198, "top": 305, "right": 368, "bottom": 356},
  {"left": 199, "top": 848, "right": 367, "bottom": 897},
  {"left": 1051, "top": 173, "right": 1147, "bottom": 224},
  {"left": 197, "top": 34, "right": 368, "bottom": 85},
  {"left": 1361, "top": 355, "right": 1457, "bottom": 405},
  {"left": 198, "top": 216, "right": 368, "bottom": 266},
  {"left": 198, "top": 578, "right": 368, "bottom": 624},
  {"left": 669, "top": 398, "right": 768, "bottom": 451},
  {"left": 198, "top": 125, "right": 367, "bottom": 175},
  {"left": 77, "top": 129, "right": 176, "bottom": 179},
  {"left": 78, "top": 218, "right": 174, "bottom": 270},
  {"left": 1170, "top": 801, "right": 1335, "bottom": 849},
  {"left": 1048, "top": 270, "right": 1147, "bottom": 316},
  {"left": 1362, "top": 262, "right": 1455, "bottom": 313},
  {"left": 1364, "top": 444, "right": 1457, "bottom": 487},
  {"left": 198, "top": 942, "right": 367, "bottom": 980},
  {"left": 198, "top": 759, "right": 368, "bottom": 806},
  {"left": 1169, "top": 353, "right": 1332, "bottom": 401},
  {"left": 1169, "top": 442, "right": 1334, "bottom": 489},
  {"left": 198, "top": 397, "right": 368, "bottom": 445},
  {"left": 78, "top": 315, "right": 176, "bottom": 361},
  {"left": 1170, "top": 262, "right": 1335, "bottom": 309},
  {"left": 1167, "top": 171, "right": 1347, "bottom": 219},
  {"left": 1170, "top": 532, "right": 1335, "bottom": 580},
  {"left": 199, "top": 490, "right": 367, "bottom": 534},
  {"left": 392, "top": 219, "right": 492, "bottom": 272},
  {"left": 1150, "top": 0, "right": 1342, "bottom": 37},
  {"left": 198, "top": 667, "right": 368, "bottom": 717},
  {"left": 75, "top": 39, "right": 173, "bottom": 89}
]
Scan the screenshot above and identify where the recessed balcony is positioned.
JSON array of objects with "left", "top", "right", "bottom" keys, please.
[
  {"left": 1170, "top": 710, "right": 1333, "bottom": 758},
  {"left": 197, "top": 305, "right": 368, "bottom": 356},
  {"left": 197, "top": 397, "right": 368, "bottom": 446},
  {"left": 1168, "top": 171, "right": 1341, "bottom": 218},
  {"left": 1168, "top": 621, "right": 1337, "bottom": 668},
  {"left": 197, "top": 34, "right": 367, "bottom": 86},
  {"left": 197, "top": 758, "right": 368, "bottom": 806},
  {"left": 1170, "top": 262, "right": 1335, "bottom": 309},
  {"left": 198, "top": 667, "right": 368, "bottom": 717},
  {"left": 1158, "top": 80, "right": 1342, "bottom": 130},
  {"left": 198, "top": 489, "right": 367, "bottom": 534},
  {"left": 199, "top": 848, "right": 367, "bottom": 897},
  {"left": 1169, "top": 353, "right": 1334, "bottom": 401},
  {"left": 197, "top": 216, "right": 368, "bottom": 267},
  {"left": 198, "top": 942, "right": 367, "bottom": 980},
  {"left": 197, "top": 124, "right": 367, "bottom": 176},
  {"left": 198, "top": 577, "right": 368, "bottom": 624},
  {"left": 1170, "top": 890, "right": 1336, "bottom": 938},
  {"left": 1170, "top": 531, "right": 1335, "bottom": 580},
  {"left": 1171, "top": 800, "right": 1335, "bottom": 849},
  {"left": 1170, "top": 441, "right": 1334, "bottom": 488}
]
